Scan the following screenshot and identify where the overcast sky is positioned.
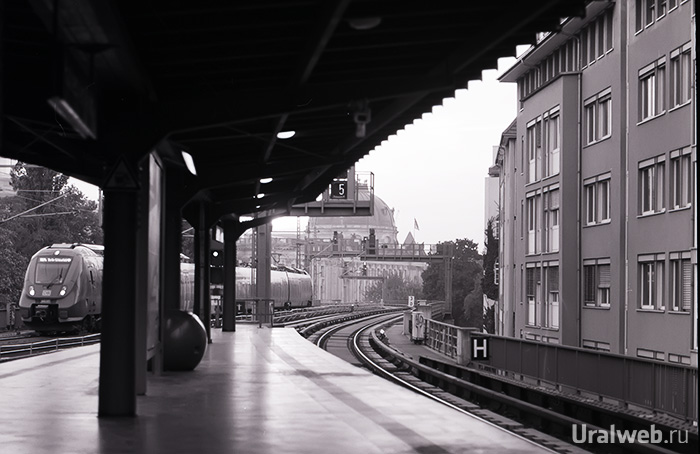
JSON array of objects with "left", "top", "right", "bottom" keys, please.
[
  {"left": 274, "top": 56, "right": 519, "bottom": 248},
  {"left": 71, "top": 56, "right": 521, "bottom": 249}
]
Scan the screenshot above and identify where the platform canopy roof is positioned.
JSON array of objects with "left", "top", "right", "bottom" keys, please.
[{"left": 2, "top": 0, "right": 586, "bottom": 221}]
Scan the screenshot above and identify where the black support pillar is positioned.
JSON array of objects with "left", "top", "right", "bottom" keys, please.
[
  {"left": 222, "top": 218, "right": 237, "bottom": 331},
  {"left": 98, "top": 188, "right": 138, "bottom": 417},
  {"left": 194, "top": 203, "right": 212, "bottom": 342}
]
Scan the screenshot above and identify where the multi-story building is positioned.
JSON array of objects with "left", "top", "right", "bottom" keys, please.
[{"left": 496, "top": 0, "right": 696, "bottom": 366}]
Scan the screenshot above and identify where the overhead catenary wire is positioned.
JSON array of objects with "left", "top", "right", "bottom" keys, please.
[{"left": 0, "top": 194, "right": 66, "bottom": 224}]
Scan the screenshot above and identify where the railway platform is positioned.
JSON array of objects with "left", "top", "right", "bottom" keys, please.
[{"left": 0, "top": 324, "right": 552, "bottom": 454}]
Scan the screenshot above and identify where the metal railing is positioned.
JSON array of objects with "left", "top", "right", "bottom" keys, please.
[
  {"left": 484, "top": 336, "right": 698, "bottom": 423},
  {"left": 0, "top": 334, "right": 101, "bottom": 361},
  {"left": 419, "top": 322, "right": 698, "bottom": 423}
]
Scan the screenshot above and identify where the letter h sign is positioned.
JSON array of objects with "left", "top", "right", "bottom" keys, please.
[{"left": 471, "top": 337, "right": 489, "bottom": 361}]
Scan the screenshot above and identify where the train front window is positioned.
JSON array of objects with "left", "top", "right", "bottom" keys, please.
[{"left": 35, "top": 257, "right": 73, "bottom": 285}]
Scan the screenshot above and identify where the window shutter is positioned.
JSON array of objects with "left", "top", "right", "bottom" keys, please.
[
  {"left": 551, "top": 190, "right": 560, "bottom": 209},
  {"left": 598, "top": 264, "right": 611, "bottom": 289},
  {"left": 681, "top": 260, "right": 692, "bottom": 311},
  {"left": 548, "top": 266, "right": 559, "bottom": 293},
  {"left": 584, "top": 266, "right": 595, "bottom": 303}
]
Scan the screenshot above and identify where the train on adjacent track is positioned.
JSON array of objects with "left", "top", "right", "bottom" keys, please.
[
  {"left": 18, "top": 243, "right": 312, "bottom": 333},
  {"left": 234, "top": 265, "right": 313, "bottom": 311}
]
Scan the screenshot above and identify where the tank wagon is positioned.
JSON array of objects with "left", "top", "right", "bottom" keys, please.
[{"left": 235, "top": 265, "right": 313, "bottom": 310}]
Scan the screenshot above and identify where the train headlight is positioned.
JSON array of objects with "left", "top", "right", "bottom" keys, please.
[
  {"left": 59, "top": 286, "right": 67, "bottom": 296},
  {"left": 29, "top": 286, "right": 35, "bottom": 296}
]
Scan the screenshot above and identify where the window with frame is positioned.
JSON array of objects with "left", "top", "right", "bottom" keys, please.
[
  {"left": 670, "top": 253, "right": 692, "bottom": 312},
  {"left": 639, "top": 156, "right": 665, "bottom": 215},
  {"left": 584, "top": 174, "right": 611, "bottom": 225},
  {"left": 599, "top": 178, "right": 611, "bottom": 222},
  {"left": 639, "top": 254, "right": 665, "bottom": 310},
  {"left": 544, "top": 109, "right": 560, "bottom": 178},
  {"left": 526, "top": 266, "right": 541, "bottom": 326},
  {"left": 585, "top": 182, "right": 596, "bottom": 225},
  {"left": 543, "top": 188, "right": 560, "bottom": 253},
  {"left": 543, "top": 264, "right": 559, "bottom": 329},
  {"left": 670, "top": 43, "right": 692, "bottom": 108},
  {"left": 526, "top": 193, "right": 540, "bottom": 254},
  {"left": 670, "top": 149, "right": 691, "bottom": 209},
  {"left": 584, "top": 89, "right": 612, "bottom": 145},
  {"left": 526, "top": 120, "right": 541, "bottom": 183},
  {"left": 581, "top": 9, "right": 614, "bottom": 66},
  {"left": 584, "top": 101, "right": 596, "bottom": 145},
  {"left": 639, "top": 59, "right": 666, "bottom": 122},
  {"left": 583, "top": 259, "right": 611, "bottom": 307},
  {"left": 637, "top": 0, "right": 681, "bottom": 32}
]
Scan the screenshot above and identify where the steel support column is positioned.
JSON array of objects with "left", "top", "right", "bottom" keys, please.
[
  {"left": 256, "top": 222, "right": 272, "bottom": 323},
  {"left": 194, "top": 204, "right": 212, "bottom": 342},
  {"left": 162, "top": 173, "right": 182, "bottom": 363},
  {"left": 98, "top": 188, "right": 138, "bottom": 417},
  {"left": 222, "top": 218, "right": 237, "bottom": 331}
]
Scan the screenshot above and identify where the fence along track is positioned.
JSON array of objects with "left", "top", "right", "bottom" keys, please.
[
  {"left": 0, "top": 334, "right": 100, "bottom": 362},
  {"left": 352, "top": 318, "right": 690, "bottom": 454}
]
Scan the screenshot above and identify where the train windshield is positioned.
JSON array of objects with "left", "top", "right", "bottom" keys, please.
[{"left": 34, "top": 256, "right": 73, "bottom": 285}]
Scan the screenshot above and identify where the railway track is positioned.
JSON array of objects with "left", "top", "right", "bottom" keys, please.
[{"left": 313, "top": 314, "right": 693, "bottom": 454}]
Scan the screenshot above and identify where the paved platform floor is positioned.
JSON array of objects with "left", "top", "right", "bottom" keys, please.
[{"left": 0, "top": 325, "right": 551, "bottom": 454}]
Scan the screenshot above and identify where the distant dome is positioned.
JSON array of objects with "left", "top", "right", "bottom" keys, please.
[{"left": 308, "top": 193, "right": 398, "bottom": 245}]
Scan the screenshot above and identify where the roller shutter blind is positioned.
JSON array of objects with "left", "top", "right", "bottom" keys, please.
[
  {"left": 598, "top": 264, "right": 611, "bottom": 289},
  {"left": 682, "top": 259, "right": 692, "bottom": 311}
]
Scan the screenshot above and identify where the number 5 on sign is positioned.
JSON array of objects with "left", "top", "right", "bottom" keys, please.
[{"left": 330, "top": 181, "right": 347, "bottom": 199}]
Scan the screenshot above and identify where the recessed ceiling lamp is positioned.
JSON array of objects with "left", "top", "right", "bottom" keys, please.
[
  {"left": 260, "top": 177, "right": 273, "bottom": 184},
  {"left": 348, "top": 17, "right": 382, "bottom": 30},
  {"left": 276, "top": 130, "right": 295, "bottom": 139},
  {"left": 256, "top": 193, "right": 265, "bottom": 199}
]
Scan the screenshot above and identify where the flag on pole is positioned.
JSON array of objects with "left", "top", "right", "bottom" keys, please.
[{"left": 414, "top": 218, "right": 420, "bottom": 231}]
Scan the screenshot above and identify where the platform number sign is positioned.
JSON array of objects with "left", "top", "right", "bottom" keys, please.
[
  {"left": 471, "top": 337, "right": 489, "bottom": 361},
  {"left": 407, "top": 296, "right": 415, "bottom": 307},
  {"left": 330, "top": 181, "right": 347, "bottom": 199}
]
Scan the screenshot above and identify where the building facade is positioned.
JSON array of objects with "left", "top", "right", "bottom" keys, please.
[
  {"left": 496, "top": 0, "right": 696, "bottom": 366},
  {"left": 236, "top": 193, "right": 427, "bottom": 305}
]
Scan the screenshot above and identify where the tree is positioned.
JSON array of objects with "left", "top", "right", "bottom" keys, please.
[
  {"left": 0, "top": 163, "right": 103, "bottom": 303},
  {"left": 481, "top": 216, "right": 499, "bottom": 333},
  {"left": 482, "top": 217, "right": 499, "bottom": 301},
  {"left": 421, "top": 238, "right": 482, "bottom": 326},
  {"left": 364, "top": 272, "right": 422, "bottom": 304},
  {"left": 0, "top": 227, "right": 28, "bottom": 306},
  {"left": 462, "top": 274, "right": 484, "bottom": 329}
]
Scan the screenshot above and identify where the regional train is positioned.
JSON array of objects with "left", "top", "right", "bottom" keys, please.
[
  {"left": 18, "top": 244, "right": 312, "bottom": 333},
  {"left": 19, "top": 243, "right": 104, "bottom": 333}
]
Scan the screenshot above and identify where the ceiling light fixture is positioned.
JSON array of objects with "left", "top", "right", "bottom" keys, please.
[
  {"left": 256, "top": 193, "right": 265, "bottom": 199},
  {"left": 181, "top": 151, "right": 197, "bottom": 175},
  {"left": 347, "top": 17, "right": 382, "bottom": 30},
  {"left": 276, "top": 130, "right": 295, "bottom": 139},
  {"left": 260, "top": 177, "right": 273, "bottom": 184}
]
